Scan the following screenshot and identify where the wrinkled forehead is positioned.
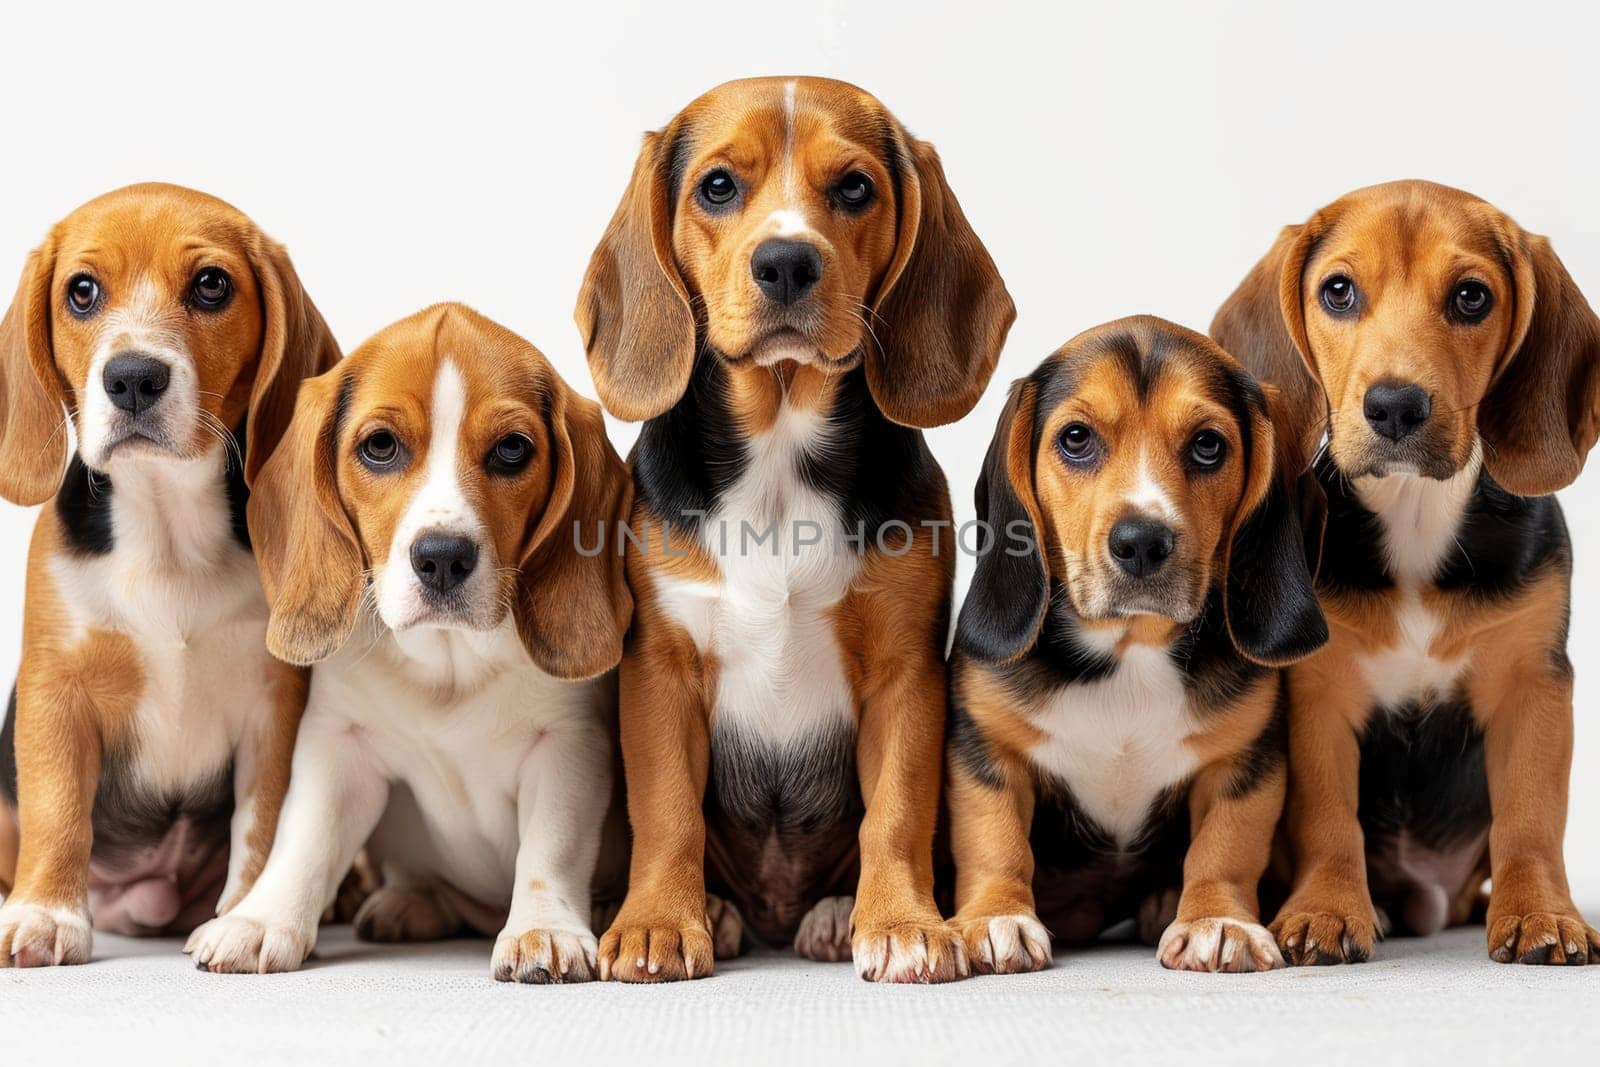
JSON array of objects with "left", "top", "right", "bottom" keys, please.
[
  {"left": 1308, "top": 194, "right": 1513, "bottom": 291},
  {"left": 342, "top": 313, "right": 547, "bottom": 429},
  {"left": 671, "top": 79, "right": 897, "bottom": 189},
  {"left": 1038, "top": 329, "right": 1245, "bottom": 432},
  {"left": 53, "top": 195, "right": 254, "bottom": 283}
]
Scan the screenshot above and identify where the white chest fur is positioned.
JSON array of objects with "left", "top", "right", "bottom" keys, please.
[
  {"left": 1028, "top": 631, "right": 1198, "bottom": 847},
  {"left": 1350, "top": 447, "right": 1480, "bottom": 708},
  {"left": 317, "top": 621, "right": 606, "bottom": 905},
  {"left": 47, "top": 448, "right": 270, "bottom": 796},
  {"left": 653, "top": 401, "right": 859, "bottom": 746}
]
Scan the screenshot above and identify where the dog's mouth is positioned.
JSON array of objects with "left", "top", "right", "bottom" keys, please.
[
  {"left": 715, "top": 328, "right": 863, "bottom": 372},
  {"left": 1333, "top": 432, "right": 1464, "bottom": 481},
  {"left": 1064, "top": 564, "right": 1205, "bottom": 627},
  {"left": 95, "top": 419, "right": 182, "bottom": 463}
]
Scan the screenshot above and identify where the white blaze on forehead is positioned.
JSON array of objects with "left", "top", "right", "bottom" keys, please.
[
  {"left": 408, "top": 357, "right": 475, "bottom": 534},
  {"left": 1124, "top": 446, "right": 1179, "bottom": 522},
  {"left": 762, "top": 79, "right": 816, "bottom": 240}
]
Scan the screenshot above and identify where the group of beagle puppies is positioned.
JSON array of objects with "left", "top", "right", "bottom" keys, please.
[{"left": 0, "top": 76, "right": 1596, "bottom": 984}]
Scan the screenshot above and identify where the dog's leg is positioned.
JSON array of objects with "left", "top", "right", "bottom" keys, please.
[
  {"left": 598, "top": 641, "right": 715, "bottom": 983},
  {"left": 1270, "top": 660, "right": 1378, "bottom": 965},
  {"left": 218, "top": 659, "right": 309, "bottom": 914},
  {"left": 946, "top": 753, "right": 1050, "bottom": 975},
  {"left": 851, "top": 648, "right": 969, "bottom": 984},
  {"left": 0, "top": 678, "right": 100, "bottom": 968},
  {"left": 491, "top": 717, "right": 610, "bottom": 984},
  {"left": 0, "top": 797, "right": 17, "bottom": 899},
  {"left": 1158, "top": 755, "right": 1286, "bottom": 973},
  {"left": 186, "top": 708, "right": 388, "bottom": 974},
  {"left": 1482, "top": 667, "right": 1600, "bottom": 965}
]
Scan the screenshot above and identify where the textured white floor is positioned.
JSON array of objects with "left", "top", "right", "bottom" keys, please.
[{"left": 2, "top": 920, "right": 1596, "bottom": 1067}]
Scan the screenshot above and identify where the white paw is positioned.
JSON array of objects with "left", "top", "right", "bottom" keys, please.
[
  {"left": 0, "top": 900, "right": 92, "bottom": 967},
  {"left": 795, "top": 895, "right": 853, "bottom": 962},
  {"left": 1159, "top": 917, "right": 1284, "bottom": 973},
  {"left": 185, "top": 913, "right": 316, "bottom": 974},
  {"left": 853, "top": 920, "right": 969, "bottom": 984},
  {"left": 961, "top": 913, "right": 1052, "bottom": 974},
  {"left": 492, "top": 926, "right": 598, "bottom": 984},
  {"left": 705, "top": 893, "right": 744, "bottom": 960}
]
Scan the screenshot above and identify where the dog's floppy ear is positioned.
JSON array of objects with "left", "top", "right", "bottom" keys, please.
[
  {"left": 1220, "top": 377, "right": 1328, "bottom": 667},
  {"left": 515, "top": 375, "right": 634, "bottom": 680},
  {"left": 954, "top": 378, "right": 1048, "bottom": 663},
  {"left": 244, "top": 234, "right": 341, "bottom": 486},
  {"left": 0, "top": 238, "right": 70, "bottom": 505},
  {"left": 867, "top": 128, "right": 1015, "bottom": 429},
  {"left": 1477, "top": 231, "right": 1600, "bottom": 496},
  {"left": 1210, "top": 222, "right": 1328, "bottom": 465},
  {"left": 576, "top": 127, "right": 696, "bottom": 423},
  {"left": 249, "top": 370, "right": 364, "bottom": 666}
]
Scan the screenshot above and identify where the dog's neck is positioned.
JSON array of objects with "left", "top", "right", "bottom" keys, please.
[
  {"left": 65, "top": 432, "right": 248, "bottom": 572},
  {"left": 1349, "top": 441, "right": 1483, "bottom": 586},
  {"left": 371, "top": 615, "right": 532, "bottom": 702}
]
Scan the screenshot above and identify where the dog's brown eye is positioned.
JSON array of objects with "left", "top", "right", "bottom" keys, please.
[
  {"left": 1451, "top": 280, "right": 1492, "bottom": 323},
  {"left": 835, "top": 171, "right": 874, "bottom": 210},
  {"left": 487, "top": 433, "right": 533, "bottom": 474},
  {"left": 359, "top": 430, "right": 402, "bottom": 470},
  {"left": 699, "top": 170, "right": 739, "bottom": 208},
  {"left": 1321, "top": 275, "right": 1357, "bottom": 315},
  {"left": 1059, "top": 422, "right": 1099, "bottom": 465},
  {"left": 67, "top": 274, "right": 100, "bottom": 316},
  {"left": 191, "top": 268, "right": 232, "bottom": 310},
  {"left": 1188, "top": 429, "right": 1226, "bottom": 469}
]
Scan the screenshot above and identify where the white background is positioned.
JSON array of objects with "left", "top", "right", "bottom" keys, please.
[{"left": 1, "top": 0, "right": 1596, "bottom": 890}]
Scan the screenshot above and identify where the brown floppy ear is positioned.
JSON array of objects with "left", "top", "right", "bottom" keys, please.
[
  {"left": 515, "top": 379, "right": 634, "bottom": 680},
  {"left": 1210, "top": 222, "right": 1327, "bottom": 465},
  {"left": 0, "top": 239, "right": 70, "bottom": 505},
  {"left": 952, "top": 378, "right": 1048, "bottom": 663},
  {"left": 1478, "top": 232, "right": 1600, "bottom": 496},
  {"left": 248, "top": 370, "right": 364, "bottom": 666},
  {"left": 1220, "top": 377, "right": 1328, "bottom": 667},
  {"left": 244, "top": 233, "right": 342, "bottom": 486},
  {"left": 867, "top": 129, "right": 1015, "bottom": 429},
  {"left": 576, "top": 128, "right": 696, "bottom": 422}
]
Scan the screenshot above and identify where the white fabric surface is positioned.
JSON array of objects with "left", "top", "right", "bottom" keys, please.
[{"left": 3, "top": 919, "right": 1596, "bottom": 1066}]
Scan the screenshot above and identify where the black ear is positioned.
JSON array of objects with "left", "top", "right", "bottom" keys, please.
[
  {"left": 954, "top": 379, "right": 1049, "bottom": 664},
  {"left": 1222, "top": 390, "right": 1328, "bottom": 666}
]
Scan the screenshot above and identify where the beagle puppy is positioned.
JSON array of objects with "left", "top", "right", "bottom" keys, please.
[
  {"left": 184, "top": 304, "right": 631, "bottom": 981},
  {"left": 1213, "top": 180, "right": 1600, "bottom": 965},
  {"left": 577, "top": 77, "right": 1013, "bottom": 982},
  {"left": 0, "top": 184, "right": 338, "bottom": 965},
  {"left": 947, "top": 317, "right": 1326, "bottom": 974}
]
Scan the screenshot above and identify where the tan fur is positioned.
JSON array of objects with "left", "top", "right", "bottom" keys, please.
[
  {"left": 1216, "top": 181, "right": 1600, "bottom": 965},
  {"left": 576, "top": 76, "right": 1014, "bottom": 429},
  {"left": 0, "top": 185, "right": 338, "bottom": 961},
  {"left": 249, "top": 303, "right": 633, "bottom": 681}
]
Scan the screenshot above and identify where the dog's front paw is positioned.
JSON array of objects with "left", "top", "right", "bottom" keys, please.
[
  {"left": 597, "top": 912, "right": 715, "bottom": 982},
  {"left": 1160, "top": 917, "right": 1283, "bottom": 973},
  {"left": 795, "top": 895, "right": 853, "bottom": 962},
  {"left": 492, "top": 926, "right": 598, "bottom": 984},
  {"left": 1488, "top": 911, "right": 1600, "bottom": 965},
  {"left": 705, "top": 893, "right": 745, "bottom": 960},
  {"left": 956, "top": 912, "right": 1051, "bottom": 975},
  {"left": 1270, "top": 909, "right": 1376, "bottom": 966},
  {"left": 853, "top": 918, "right": 970, "bottom": 984},
  {"left": 0, "top": 900, "right": 92, "bottom": 967},
  {"left": 185, "top": 913, "right": 315, "bottom": 974},
  {"left": 352, "top": 885, "right": 459, "bottom": 943}
]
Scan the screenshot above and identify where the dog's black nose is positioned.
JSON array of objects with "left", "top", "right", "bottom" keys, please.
[
  {"left": 1363, "top": 382, "right": 1431, "bottom": 442},
  {"left": 1109, "top": 518, "right": 1175, "bottom": 579},
  {"left": 411, "top": 534, "right": 479, "bottom": 594},
  {"left": 751, "top": 238, "right": 823, "bottom": 305},
  {"left": 103, "top": 354, "right": 170, "bottom": 415}
]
